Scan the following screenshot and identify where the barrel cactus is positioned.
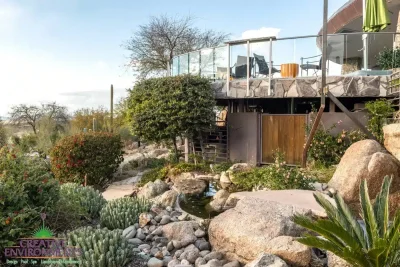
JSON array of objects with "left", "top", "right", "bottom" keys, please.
[
  {"left": 60, "top": 183, "right": 107, "bottom": 219},
  {"left": 67, "top": 226, "right": 134, "bottom": 267},
  {"left": 100, "top": 197, "right": 151, "bottom": 230}
]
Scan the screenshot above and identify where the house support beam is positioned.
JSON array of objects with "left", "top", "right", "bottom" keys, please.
[{"left": 327, "top": 92, "right": 376, "bottom": 140}]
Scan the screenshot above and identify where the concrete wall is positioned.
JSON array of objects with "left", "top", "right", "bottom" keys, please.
[
  {"left": 228, "top": 113, "right": 259, "bottom": 165},
  {"left": 318, "top": 111, "right": 369, "bottom": 135}
]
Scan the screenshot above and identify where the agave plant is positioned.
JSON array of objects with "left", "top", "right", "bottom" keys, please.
[{"left": 293, "top": 176, "right": 400, "bottom": 267}]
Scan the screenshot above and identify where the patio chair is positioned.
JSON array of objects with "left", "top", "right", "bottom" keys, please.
[
  {"left": 300, "top": 57, "right": 322, "bottom": 76},
  {"left": 253, "top": 53, "right": 280, "bottom": 77},
  {"left": 232, "top": 56, "right": 254, "bottom": 78}
]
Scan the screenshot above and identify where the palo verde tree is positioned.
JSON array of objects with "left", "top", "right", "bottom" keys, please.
[
  {"left": 125, "top": 15, "right": 229, "bottom": 78},
  {"left": 126, "top": 75, "right": 216, "bottom": 160}
]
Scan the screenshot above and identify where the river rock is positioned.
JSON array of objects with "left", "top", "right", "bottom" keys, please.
[
  {"left": 167, "top": 259, "right": 180, "bottom": 267},
  {"left": 162, "top": 221, "right": 199, "bottom": 247},
  {"left": 244, "top": 253, "right": 288, "bottom": 267},
  {"left": 328, "top": 140, "right": 400, "bottom": 203},
  {"left": 174, "top": 175, "right": 207, "bottom": 195},
  {"left": 148, "top": 257, "right": 163, "bottom": 267},
  {"left": 137, "top": 179, "right": 169, "bottom": 199},
  {"left": 208, "top": 189, "right": 230, "bottom": 212},
  {"left": 208, "top": 193, "right": 318, "bottom": 265}
]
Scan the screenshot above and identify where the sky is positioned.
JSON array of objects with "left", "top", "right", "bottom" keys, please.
[{"left": 0, "top": 0, "right": 349, "bottom": 117}]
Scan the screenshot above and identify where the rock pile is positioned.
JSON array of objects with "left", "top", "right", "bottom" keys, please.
[{"left": 123, "top": 206, "right": 240, "bottom": 267}]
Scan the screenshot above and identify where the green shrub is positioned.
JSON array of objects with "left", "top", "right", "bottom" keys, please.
[
  {"left": 376, "top": 47, "right": 400, "bottom": 70},
  {"left": 0, "top": 147, "right": 59, "bottom": 249},
  {"left": 169, "top": 162, "right": 210, "bottom": 176},
  {"left": 18, "top": 134, "right": 38, "bottom": 153},
  {"left": 138, "top": 166, "right": 169, "bottom": 186},
  {"left": 60, "top": 183, "right": 106, "bottom": 219},
  {"left": 50, "top": 132, "right": 124, "bottom": 186},
  {"left": 307, "top": 117, "right": 366, "bottom": 167},
  {"left": 66, "top": 227, "right": 134, "bottom": 267},
  {"left": 231, "top": 153, "right": 315, "bottom": 191},
  {"left": 100, "top": 197, "right": 150, "bottom": 230},
  {"left": 212, "top": 162, "right": 233, "bottom": 173},
  {"left": 0, "top": 123, "right": 7, "bottom": 147},
  {"left": 294, "top": 176, "right": 400, "bottom": 267},
  {"left": 365, "top": 98, "right": 394, "bottom": 143}
]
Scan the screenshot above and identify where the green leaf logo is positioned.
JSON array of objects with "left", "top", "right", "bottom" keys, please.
[{"left": 33, "top": 226, "right": 53, "bottom": 238}]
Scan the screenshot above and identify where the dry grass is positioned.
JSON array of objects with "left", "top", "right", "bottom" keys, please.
[{"left": 305, "top": 162, "right": 337, "bottom": 184}]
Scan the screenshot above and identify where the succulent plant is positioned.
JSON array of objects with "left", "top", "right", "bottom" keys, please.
[
  {"left": 67, "top": 226, "right": 134, "bottom": 267},
  {"left": 100, "top": 197, "right": 151, "bottom": 230},
  {"left": 60, "top": 183, "right": 107, "bottom": 219}
]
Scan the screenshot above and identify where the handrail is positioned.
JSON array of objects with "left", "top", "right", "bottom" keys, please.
[{"left": 171, "top": 32, "right": 400, "bottom": 60}]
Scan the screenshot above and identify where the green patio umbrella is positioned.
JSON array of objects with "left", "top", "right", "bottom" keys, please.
[{"left": 363, "top": 0, "right": 391, "bottom": 32}]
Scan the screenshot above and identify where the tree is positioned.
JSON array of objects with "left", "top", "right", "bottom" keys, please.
[
  {"left": 365, "top": 99, "right": 394, "bottom": 143},
  {"left": 126, "top": 75, "right": 216, "bottom": 160},
  {"left": 70, "top": 107, "right": 111, "bottom": 132},
  {"left": 9, "top": 103, "right": 69, "bottom": 134},
  {"left": 125, "top": 15, "right": 229, "bottom": 78},
  {"left": 293, "top": 176, "right": 400, "bottom": 267}
]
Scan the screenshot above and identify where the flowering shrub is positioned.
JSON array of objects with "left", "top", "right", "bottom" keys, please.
[
  {"left": 0, "top": 147, "right": 59, "bottom": 249},
  {"left": 230, "top": 152, "right": 315, "bottom": 191},
  {"left": 50, "top": 132, "right": 124, "bottom": 186},
  {"left": 308, "top": 121, "right": 366, "bottom": 167}
]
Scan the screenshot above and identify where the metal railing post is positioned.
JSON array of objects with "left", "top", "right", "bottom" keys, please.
[
  {"left": 227, "top": 44, "right": 230, "bottom": 96},
  {"left": 246, "top": 40, "right": 250, "bottom": 97},
  {"left": 268, "top": 38, "right": 273, "bottom": 96}
]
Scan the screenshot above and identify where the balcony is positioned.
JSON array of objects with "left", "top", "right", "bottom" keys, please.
[{"left": 170, "top": 32, "right": 399, "bottom": 99}]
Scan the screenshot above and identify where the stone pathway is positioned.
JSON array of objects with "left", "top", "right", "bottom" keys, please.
[{"left": 102, "top": 172, "right": 145, "bottom": 201}]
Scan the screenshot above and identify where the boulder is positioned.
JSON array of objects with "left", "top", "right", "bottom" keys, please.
[
  {"left": 327, "top": 251, "right": 351, "bottom": 267},
  {"left": 155, "top": 190, "right": 178, "bottom": 208},
  {"left": 209, "top": 192, "right": 325, "bottom": 265},
  {"left": 383, "top": 124, "right": 400, "bottom": 161},
  {"left": 244, "top": 253, "right": 288, "bottom": 267},
  {"left": 174, "top": 175, "right": 207, "bottom": 195},
  {"left": 208, "top": 189, "right": 230, "bottom": 212},
  {"left": 228, "top": 163, "right": 252, "bottom": 172},
  {"left": 162, "top": 221, "right": 199, "bottom": 247},
  {"left": 220, "top": 171, "right": 232, "bottom": 184},
  {"left": 137, "top": 179, "right": 169, "bottom": 199},
  {"left": 328, "top": 140, "right": 400, "bottom": 203}
]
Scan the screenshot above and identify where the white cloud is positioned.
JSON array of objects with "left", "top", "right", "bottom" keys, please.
[{"left": 241, "top": 27, "right": 281, "bottom": 39}]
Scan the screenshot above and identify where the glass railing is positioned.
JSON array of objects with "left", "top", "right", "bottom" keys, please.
[{"left": 171, "top": 32, "right": 400, "bottom": 94}]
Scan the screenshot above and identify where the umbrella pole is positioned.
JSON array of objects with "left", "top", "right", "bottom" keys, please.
[{"left": 363, "top": 0, "right": 369, "bottom": 70}]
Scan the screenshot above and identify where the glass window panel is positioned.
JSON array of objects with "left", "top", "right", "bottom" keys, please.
[
  {"left": 250, "top": 40, "right": 271, "bottom": 78},
  {"left": 230, "top": 43, "right": 248, "bottom": 81},
  {"left": 271, "top": 39, "right": 295, "bottom": 78},
  {"left": 172, "top": 57, "right": 179, "bottom": 76},
  {"left": 295, "top": 37, "right": 321, "bottom": 77},
  {"left": 179, "top": 53, "right": 189, "bottom": 75},
  {"left": 214, "top": 46, "right": 228, "bottom": 80},
  {"left": 200, "top": 48, "right": 214, "bottom": 79},
  {"left": 189, "top": 51, "right": 200, "bottom": 75}
]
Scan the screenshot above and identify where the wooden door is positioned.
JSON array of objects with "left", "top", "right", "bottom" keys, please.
[{"left": 262, "top": 115, "right": 306, "bottom": 165}]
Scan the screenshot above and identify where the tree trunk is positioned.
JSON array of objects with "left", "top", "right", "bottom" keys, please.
[{"left": 172, "top": 138, "right": 179, "bottom": 162}]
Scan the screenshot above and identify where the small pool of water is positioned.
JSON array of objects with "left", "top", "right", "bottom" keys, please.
[{"left": 178, "top": 181, "right": 221, "bottom": 219}]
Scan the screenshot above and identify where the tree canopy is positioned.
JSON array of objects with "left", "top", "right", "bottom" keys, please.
[
  {"left": 126, "top": 75, "right": 216, "bottom": 157},
  {"left": 125, "top": 15, "right": 229, "bottom": 78}
]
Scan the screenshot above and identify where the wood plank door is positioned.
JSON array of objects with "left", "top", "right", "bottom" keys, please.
[{"left": 261, "top": 115, "right": 306, "bottom": 165}]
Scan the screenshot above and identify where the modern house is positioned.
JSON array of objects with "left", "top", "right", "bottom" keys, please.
[{"left": 171, "top": 0, "right": 400, "bottom": 165}]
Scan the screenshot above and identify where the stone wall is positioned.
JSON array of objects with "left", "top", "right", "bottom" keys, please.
[{"left": 212, "top": 76, "right": 390, "bottom": 98}]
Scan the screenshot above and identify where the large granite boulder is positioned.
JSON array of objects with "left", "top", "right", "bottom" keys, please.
[
  {"left": 153, "top": 189, "right": 178, "bottom": 208},
  {"left": 207, "top": 189, "right": 230, "bottom": 212},
  {"left": 328, "top": 140, "right": 400, "bottom": 203},
  {"left": 327, "top": 252, "right": 351, "bottom": 267},
  {"left": 383, "top": 124, "right": 400, "bottom": 161},
  {"left": 173, "top": 174, "right": 207, "bottom": 196},
  {"left": 137, "top": 179, "right": 169, "bottom": 199},
  {"left": 208, "top": 190, "right": 330, "bottom": 266}
]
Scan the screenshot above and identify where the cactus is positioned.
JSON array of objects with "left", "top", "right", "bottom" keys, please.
[
  {"left": 60, "top": 183, "right": 107, "bottom": 219},
  {"left": 67, "top": 226, "right": 134, "bottom": 267},
  {"left": 100, "top": 197, "right": 151, "bottom": 230}
]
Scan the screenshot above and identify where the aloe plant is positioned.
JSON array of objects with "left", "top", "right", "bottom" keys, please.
[{"left": 293, "top": 176, "right": 400, "bottom": 267}]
